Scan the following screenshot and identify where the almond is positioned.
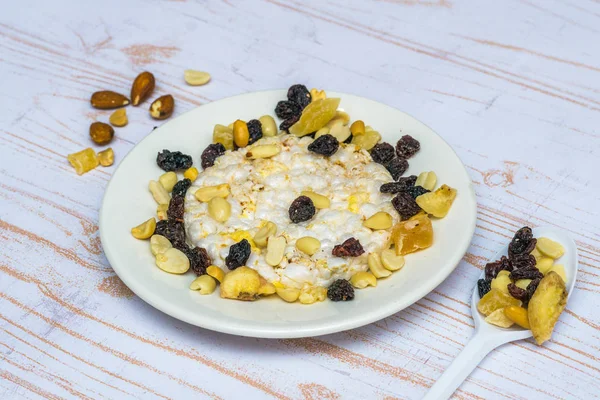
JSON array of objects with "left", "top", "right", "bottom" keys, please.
[
  {"left": 109, "top": 108, "right": 128, "bottom": 127},
  {"left": 90, "top": 91, "right": 130, "bottom": 109},
  {"left": 131, "top": 71, "right": 155, "bottom": 106},
  {"left": 89, "top": 122, "right": 114, "bottom": 145},
  {"left": 149, "top": 95, "right": 174, "bottom": 120}
]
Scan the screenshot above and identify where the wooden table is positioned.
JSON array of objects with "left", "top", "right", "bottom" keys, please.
[{"left": 1, "top": 1, "right": 599, "bottom": 399}]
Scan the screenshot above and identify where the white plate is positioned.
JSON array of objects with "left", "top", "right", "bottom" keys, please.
[{"left": 100, "top": 90, "right": 477, "bottom": 338}]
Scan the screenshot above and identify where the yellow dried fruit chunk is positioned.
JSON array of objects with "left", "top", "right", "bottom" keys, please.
[
  {"left": 289, "top": 98, "right": 340, "bottom": 136},
  {"left": 350, "top": 120, "right": 365, "bottom": 136},
  {"left": 213, "top": 124, "right": 234, "bottom": 150},
  {"left": 351, "top": 130, "right": 381, "bottom": 150},
  {"left": 220, "top": 266, "right": 261, "bottom": 301},
  {"left": 528, "top": 272, "right": 567, "bottom": 345},
  {"left": 258, "top": 278, "right": 276, "bottom": 296},
  {"left": 298, "top": 286, "right": 327, "bottom": 304},
  {"left": 504, "top": 306, "right": 530, "bottom": 329},
  {"left": 477, "top": 288, "right": 522, "bottom": 316},
  {"left": 536, "top": 257, "right": 553, "bottom": 274},
  {"left": 390, "top": 213, "right": 434, "bottom": 256},
  {"left": 415, "top": 171, "right": 437, "bottom": 191},
  {"left": 547, "top": 264, "right": 566, "bottom": 283},
  {"left": 68, "top": 148, "right": 99, "bottom": 175},
  {"left": 536, "top": 237, "right": 565, "bottom": 259},
  {"left": 184, "top": 167, "right": 199, "bottom": 181},
  {"left": 415, "top": 184, "right": 457, "bottom": 218},
  {"left": 485, "top": 308, "right": 514, "bottom": 328},
  {"left": 531, "top": 247, "right": 544, "bottom": 262},
  {"left": 491, "top": 271, "right": 511, "bottom": 295}
]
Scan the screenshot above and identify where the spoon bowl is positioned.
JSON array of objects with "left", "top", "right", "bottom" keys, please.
[{"left": 424, "top": 226, "right": 578, "bottom": 400}]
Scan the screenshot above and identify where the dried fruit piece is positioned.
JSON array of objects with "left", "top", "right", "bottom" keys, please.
[
  {"left": 156, "top": 150, "right": 193, "bottom": 172},
  {"left": 406, "top": 185, "right": 430, "bottom": 199},
  {"left": 156, "top": 248, "right": 190, "bottom": 274},
  {"left": 485, "top": 256, "right": 513, "bottom": 281},
  {"left": 131, "top": 71, "right": 155, "bottom": 106},
  {"left": 275, "top": 100, "right": 301, "bottom": 120},
  {"left": 213, "top": 124, "right": 234, "bottom": 150},
  {"left": 547, "top": 264, "right": 566, "bottom": 283},
  {"left": 201, "top": 143, "right": 226, "bottom": 169},
  {"left": 289, "top": 196, "right": 316, "bottom": 223},
  {"left": 279, "top": 115, "right": 299, "bottom": 133},
  {"left": 508, "top": 227, "right": 535, "bottom": 256},
  {"left": 287, "top": 84, "right": 311, "bottom": 110},
  {"left": 172, "top": 179, "right": 192, "bottom": 197},
  {"left": 515, "top": 279, "right": 532, "bottom": 290},
  {"left": 310, "top": 88, "right": 326, "bottom": 102},
  {"left": 390, "top": 214, "right": 433, "bottom": 255},
  {"left": 485, "top": 309, "right": 514, "bottom": 328},
  {"left": 149, "top": 95, "right": 174, "bottom": 120},
  {"left": 528, "top": 272, "right": 567, "bottom": 345},
  {"left": 90, "top": 91, "right": 130, "bottom": 109},
  {"left": 206, "top": 265, "right": 225, "bottom": 283},
  {"left": 370, "top": 142, "right": 395, "bottom": 165},
  {"left": 298, "top": 286, "right": 327, "bottom": 304},
  {"left": 184, "top": 70, "right": 211, "bottom": 86},
  {"left": 327, "top": 279, "right": 355, "bottom": 301},
  {"left": 154, "top": 220, "right": 186, "bottom": 250},
  {"left": 507, "top": 283, "right": 529, "bottom": 304},
  {"left": 350, "top": 120, "right": 365, "bottom": 136},
  {"left": 89, "top": 122, "right": 114, "bottom": 145},
  {"left": 511, "top": 253, "right": 536, "bottom": 270},
  {"left": 415, "top": 171, "right": 437, "bottom": 191},
  {"left": 225, "top": 239, "right": 251, "bottom": 270},
  {"left": 477, "top": 279, "right": 491, "bottom": 298},
  {"left": 395, "top": 135, "right": 420, "bottom": 159},
  {"left": 246, "top": 119, "right": 263, "bottom": 145},
  {"left": 491, "top": 270, "right": 511, "bottom": 294},
  {"left": 184, "top": 246, "right": 211, "bottom": 276},
  {"left": 391, "top": 192, "right": 421, "bottom": 220},
  {"left": 220, "top": 266, "right": 261, "bottom": 301},
  {"left": 167, "top": 196, "right": 185, "bottom": 221},
  {"left": 536, "top": 257, "right": 554, "bottom": 274},
  {"left": 97, "top": 148, "right": 114, "bottom": 167},
  {"left": 510, "top": 267, "right": 543, "bottom": 281},
  {"left": 332, "top": 237, "right": 365, "bottom": 257},
  {"left": 131, "top": 218, "right": 156, "bottom": 239},
  {"left": 289, "top": 98, "right": 341, "bottom": 136},
  {"left": 536, "top": 237, "right": 565, "bottom": 259},
  {"left": 415, "top": 184, "right": 457, "bottom": 218},
  {"left": 477, "top": 288, "right": 522, "bottom": 316},
  {"left": 184, "top": 167, "right": 198, "bottom": 181},
  {"left": 385, "top": 158, "right": 409, "bottom": 181},
  {"left": 68, "top": 148, "right": 99, "bottom": 175},
  {"left": 308, "top": 134, "right": 339, "bottom": 157},
  {"left": 504, "top": 306, "right": 530, "bottom": 329},
  {"left": 109, "top": 109, "right": 128, "bottom": 127},
  {"left": 380, "top": 176, "right": 417, "bottom": 194}
]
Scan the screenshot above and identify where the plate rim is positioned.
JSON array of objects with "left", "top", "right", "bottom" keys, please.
[{"left": 99, "top": 89, "right": 477, "bottom": 338}]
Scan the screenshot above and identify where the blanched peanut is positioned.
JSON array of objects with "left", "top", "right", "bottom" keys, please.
[
  {"left": 300, "top": 191, "right": 330, "bottom": 209},
  {"left": 208, "top": 197, "right": 231, "bottom": 222},
  {"left": 131, "top": 218, "right": 156, "bottom": 239},
  {"left": 536, "top": 257, "right": 553, "bottom": 274},
  {"left": 220, "top": 267, "right": 261, "bottom": 300},
  {"left": 258, "top": 279, "right": 276, "bottom": 295},
  {"left": 329, "top": 121, "right": 351, "bottom": 143},
  {"left": 299, "top": 286, "right": 327, "bottom": 304},
  {"left": 310, "top": 88, "right": 326, "bottom": 101},
  {"left": 150, "top": 234, "right": 172, "bottom": 255},
  {"left": 184, "top": 167, "right": 199, "bottom": 181},
  {"left": 380, "top": 249, "right": 405, "bottom": 271},
  {"left": 350, "top": 271, "right": 377, "bottom": 288},
  {"left": 276, "top": 287, "right": 300, "bottom": 302},
  {"left": 350, "top": 120, "right": 365, "bottom": 136},
  {"left": 351, "top": 130, "right": 380, "bottom": 150},
  {"left": 363, "top": 211, "right": 392, "bottom": 230},
  {"left": 254, "top": 221, "right": 277, "bottom": 248},
  {"left": 259, "top": 115, "right": 277, "bottom": 137},
  {"left": 314, "top": 126, "right": 330, "bottom": 138},
  {"left": 184, "top": 70, "right": 211, "bottom": 86},
  {"left": 536, "top": 237, "right": 565, "bottom": 259},
  {"left": 266, "top": 236, "right": 286, "bottom": 266},
  {"left": 156, "top": 204, "right": 168, "bottom": 220},
  {"left": 149, "top": 180, "right": 171, "bottom": 205},
  {"left": 159, "top": 172, "right": 178, "bottom": 192},
  {"left": 206, "top": 265, "right": 225, "bottom": 283},
  {"left": 156, "top": 248, "right": 190, "bottom": 274},
  {"left": 189, "top": 275, "right": 217, "bottom": 294},
  {"left": 246, "top": 144, "right": 280, "bottom": 159},
  {"left": 334, "top": 110, "right": 350, "bottom": 125},
  {"left": 415, "top": 171, "right": 437, "bottom": 191},
  {"left": 194, "top": 183, "right": 230, "bottom": 202},
  {"left": 213, "top": 124, "right": 234, "bottom": 150},
  {"left": 368, "top": 253, "right": 391, "bottom": 278},
  {"left": 296, "top": 236, "right": 321, "bottom": 256},
  {"left": 233, "top": 120, "right": 249, "bottom": 148}
]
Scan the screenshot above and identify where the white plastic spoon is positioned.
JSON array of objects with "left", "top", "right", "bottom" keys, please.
[{"left": 423, "top": 227, "right": 578, "bottom": 400}]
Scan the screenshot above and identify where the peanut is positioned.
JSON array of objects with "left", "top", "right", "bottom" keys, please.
[
  {"left": 156, "top": 248, "right": 190, "bottom": 274},
  {"left": 380, "top": 249, "right": 405, "bottom": 271},
  {"left": 207, "top": 197, "right": 231, "bottom": 222},
  {"left": 536, "top": 257, "right": 553, "bottom": 274},
  {"left": 265, "top": 236, "right": 286, "bottom": 266},
  {"left": 415, "top": 171, "right": 437, "bottom": 191},
  {"left": 363, "top": 211, "right": 392, "bottom": 230},
  {"left": 368, "top": 253, "right": 391, "bottom": 278},
  {"left": 189, "top": 275, "right": 217, "bottom": 294},
  {"left": 149, "top": 180, "right": 171, "bottom": 205},
  {"left": 207, "top": 265, "right": 225, "bottom": 283},
  {"left": 276, "top": 287, "right": 300, "bottom": 302},
  {"left": 350, "top": 120, "right": 365, "bottom": 136},
  {"left": 296, "top": 236, "right": 321, "bottom": 256},
  {"left": 131, "top": 218, "right": 156, "bottom": 239},
  {"left": 246, "top": 144, "right": 280, "bottom": 159},
  {"left": 194, "top": 183, "right": 230, "bottom": 202},
  {"left": 184, "top": 70, "right": 211, "bottom": 86},
  {"left": 536, "top": 237, "right": 565, "bottom": 259},
  {"left": 158, "top": 172, "right": 178, "bottom": 192},
  {"left": 253, "top": 222, "right": 277, "bottom": 248},
  {"left": 259, "top": 115, "right": 278, "bottom": 137},
  {"left": 233, "top": 120, "right": 249, "bottom": 148},
  {"left": 150, "top": 234, "right": 172, "bottom": 255},
  {"left": 300, "top": 191, "right": 330, "bottom": 209},
  {"left": 350, "top": 271, "right": 377, "bottom": 288}
]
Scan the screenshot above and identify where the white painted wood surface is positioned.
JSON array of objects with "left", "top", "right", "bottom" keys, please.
[{"left": 1, "top": 0, "right": 599, "bottom": 398}]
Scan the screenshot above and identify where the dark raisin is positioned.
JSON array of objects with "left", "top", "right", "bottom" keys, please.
[
  {"left": 395, "top": 135, "right": 420, "bottom": 159},
  {"left": 484, "top": 256, "right": 513, "bottom": 281},
  {"left": 289, "top": 195, "right": 316, "bottom": 223},
  {"left": 477, "top": 279, "right": 492, "bottom": 298},
  {"left": 156, "top": 150, "right": 193, "bottom": 172},
  {"left": 406, "top": 185, "right": 430, "bottom": 199},
  {"left": 343, "top": 134, "right": 353, "bottom": 144},
  {"left": 184, "top": 246, "right": 211, "bottom": 276},
  {"left": 370, "top": 142, "right": 395, "bottom": 165},
  {"left": 201, "top": 143, "right": 226, "bottom": 169},
  {"left": 275, "top": 100, "right": 301, "bottom": 120},
  {"left": 391, "top": 192, "right": 421, "bottom": 220},
  {"left": 172, "top": 179, "right": 192, "bottom": 198},
  {"left": 380, "top": 176, "right": 418, "bottom": 194},
  {"left": 287, "top": 84, "right": 311, "bottom": 110},
  {"left": 510, "top": 267, "right": 543, "bottom": 281},
  {"left": 308, "top": 134, "right": 339, "bottom": 157},
  {"left": 508, "top": 227, "right": 535, "bottom": 256},
  {"left": 327, "top": 279, "right": 355, "bottom": 302},
  {"left": 167, "top": 196, "right": 185, "bottom": 221},
  {"left": 511, "top": 253, "right": 536, "bottom": 270},
  {"left": 225, "top": 239, "right": 251, "bottom": 270},
  {"left": 527, "top": 278, "right": 542, "bottom": 299},
  {"left": 385, "top": 158, "right": 409, "bottom": 181},
  {"left": 332, "top": 238, "right": 365, "bottom": 257},
  {"left": 246, "top": 119, "right": 263, "bottom": 145},
  {"left": 154, "top": 220, "right": 186, "bottom": 249},
  {"left": 508, "top": 283, "right": 529, "bottom": 303},
  {"left": 280, "top": 115, "right": 300, "bottom": 132}
]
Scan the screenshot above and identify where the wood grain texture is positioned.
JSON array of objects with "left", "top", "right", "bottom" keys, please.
[{"left": 1, "top": 0, "right": 599, "bottom": 399}]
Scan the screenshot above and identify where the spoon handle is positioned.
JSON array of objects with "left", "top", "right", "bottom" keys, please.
[{"left": 422, "top": 331, "right": 499, "bottom": 400}]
